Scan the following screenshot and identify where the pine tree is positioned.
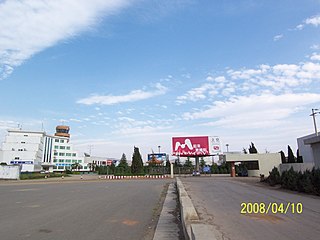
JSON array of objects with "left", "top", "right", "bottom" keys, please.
[
  {"left": 249, "top": 142, "right": 258, "bottom": 153},
  {"left": 296, "top": 149, "right": 303, "bottom": 163},
  {"left": 243, "top": 148, "right": 248, "bottom": 154},
  {"left": 118, "top": 153, "right": 129, "bottom": 173},
  {"left": 131, "top": 147, "right": 144, "bottom": 174},
  {"left": 287, "top": 145, "right": 296, "bottom": 163},
  {"left": 279, "top": 150, "right": 286, "bottom": 164}
]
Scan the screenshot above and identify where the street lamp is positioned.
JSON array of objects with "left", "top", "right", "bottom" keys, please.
[
  {"left": 310, "top": 108, "right": 320, "bottom": 136},
  {"left": 226, "top": 144, "right": 229, "bottom": 153},
  {"left": 158, "top": 145, "right": 161, "bottom": 154}
]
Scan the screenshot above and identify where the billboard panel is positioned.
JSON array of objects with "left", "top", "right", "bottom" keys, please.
[
  {"left": 147, "top": 153, "right": 167, "bottom": 162},
  {"left": 172, "top": 136, "right": 221, "bottom": 156}
]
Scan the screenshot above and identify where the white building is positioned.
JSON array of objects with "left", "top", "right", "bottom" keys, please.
[
  {"left": 0, "top": 125, "right": 87, "bottom": 172},
  {"left": 0, "top": 129, "right": 44, "bottom": 172},
  {"left": 297, "top": 132, "right": 320, "bottom": 169}
]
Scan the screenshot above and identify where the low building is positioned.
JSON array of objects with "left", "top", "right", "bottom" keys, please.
[
  {"left": 0, "top": 129, "right": 44, "bottom": 172},
  {"left": 225, "top": 153, "right": 281, "bottom": 177},
  {"left": 0, "top": 125, "right": 87, "bottom": 172},
  {"left": 297, "top": 132, "right": 320, "bottom": 169}
]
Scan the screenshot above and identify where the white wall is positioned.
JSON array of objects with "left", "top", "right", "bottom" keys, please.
[
  {"left": 225, "top": 153, "right": 281, "bottom": 177},
  {"left": 279, "top": 163, "right": 315, "bottom": 173},
  {"left": 0, "top": 165, "right": 20, "bottom": 179}
]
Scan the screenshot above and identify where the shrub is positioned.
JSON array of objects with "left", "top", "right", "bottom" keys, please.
[{"left": 268, "top": 167, "right": 281, "bottom": 186}]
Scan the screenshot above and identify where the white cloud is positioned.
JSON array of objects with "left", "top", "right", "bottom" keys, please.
[
  {"left": 0, "top": 0, "right": 132, "bottom": 80},
  {"left": 176, "top": 83, "right": 217, "bottom": 105},
  {"left": 183, "top": 93, "right": 320, "bottom": 129},
  {"left": 273, "top": 34, "right": 283, "bottom": 41},
  {"left": 77, "top": 83, "right": 168, "bottom": 105},
  {"left": 310, "top": 53, "right": 320, "bottom": 61},
  {"left": 305, "top": 15, "right": 320, "bottom": 27}
]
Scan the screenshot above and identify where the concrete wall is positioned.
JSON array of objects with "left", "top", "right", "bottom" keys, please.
[
  {"left": 0, "top": 165, "right": 20, "bottom": 179},
  {"left": 279, "top": 163, "right": 315, "bottom": 173},
  {"left": 297, "top": 133, "right": 316, "bottom": 164},
  {"left": 225, "top": 153, "right": 281, "bottom": 177}
]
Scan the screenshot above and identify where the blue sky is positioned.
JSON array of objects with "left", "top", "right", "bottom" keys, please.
[{"left": 1, "top": 0, "right": 320, "bottom": 160}]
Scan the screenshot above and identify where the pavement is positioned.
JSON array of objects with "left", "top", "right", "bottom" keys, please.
[{"left": 176, "top": 176, "right": 320, "bottom": 240}]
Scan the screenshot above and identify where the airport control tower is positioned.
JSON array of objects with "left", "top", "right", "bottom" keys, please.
[{"left": 54, "top": 125, "right": 70, "bottom": 138}]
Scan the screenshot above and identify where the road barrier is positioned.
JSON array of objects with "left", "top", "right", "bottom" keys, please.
[{"left": 102, "top": 175, "right": 170, "bottom": 180}]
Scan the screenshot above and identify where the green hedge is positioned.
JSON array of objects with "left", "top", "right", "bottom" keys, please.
[
  {"left": 268, "top": 167, "right": 320, "bottom": 195},
  {"left": 20, "top": 173, "right": 69, "bottom": 180}
]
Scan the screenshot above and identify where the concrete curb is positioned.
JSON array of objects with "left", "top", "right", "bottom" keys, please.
[{"left": 176, "top": 177, "right": 219, "bottom": 240}]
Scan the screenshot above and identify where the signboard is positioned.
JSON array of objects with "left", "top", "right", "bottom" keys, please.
[
  {"left": 172, "top": 136, "right": 221, "bottom": 156},
  {"left": 147, "top": 153, "right": 167, "bottom": 162}
]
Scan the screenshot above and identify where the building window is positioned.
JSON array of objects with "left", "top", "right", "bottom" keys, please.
[
  {"left": 53, "top": 159, "right": 57, "bottom": 163},
  {"left": 14, "top": 157, "right": 20, "bottom": 160},
  {"left": 72, "top": 160, "right": 77, "bottom": 163},
  {"left": 55, "top": 139, "right": 59, "bottom": 142},
  {"left": 59, "top": 159, "right": 64, "bottom": 163},
  {"left": 54, "top": 152, "right": 58, "bottom": 156},
  {"left": 53, "top": 166, "right": 57, "bottom": 169},
  {"left": 60, "top": 146, "right": 65, "bottom": 149},
  {"left": 60, "top": 140, "right": 64, "bottom": 143},
  {"left": 58, "top": 166, "right": 64, "bottom": 169},
  {"left": 24, "top": 134, "right": 28, "bottom": 137},
  {"left": 72, "top": 153, "right": 76, "bottom": 157},
  {"left": 59, "top": 153, "right": 65, "bottom": 156},
  {"left": 78, "top": 160, "right": 82, "bottom": 163},
  {"left": 21, "top": 141, "right": 25, "bottom": 144},
  {"left": 66, "top": 146, "right": 70, "bottom": 150},
  {"left": 54, "top": 146, "right": 59, "bottom": 149},
  {"left": 66, "top": 159, "right": 71, "bottom": 163},
  {"left": 66, "top": 153, "right": 71, "bottom": 156}
]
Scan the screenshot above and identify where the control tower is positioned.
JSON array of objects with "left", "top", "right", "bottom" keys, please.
[{"left": 55, "top": 125, "right": 70, "bottom": 138}]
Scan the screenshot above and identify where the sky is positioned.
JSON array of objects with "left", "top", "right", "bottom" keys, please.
[{"left": 0, "top": 0, "right": 320, "bottom": 160}]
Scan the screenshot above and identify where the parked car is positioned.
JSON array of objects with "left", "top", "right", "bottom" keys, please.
[{"left": 192, "top": 170, "right": 200, "bottom": 176}]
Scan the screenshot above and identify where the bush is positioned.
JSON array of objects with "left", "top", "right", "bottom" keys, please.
[
  {"left": 268, "top": 167, "right": 281, "bottom": 186},
  {"left": 281, "top": 167, "right": 298, "bottom": 191}
]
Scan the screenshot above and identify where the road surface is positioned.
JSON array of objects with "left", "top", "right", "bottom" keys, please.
[
  {"left": 181, "top": 176, "right": 320, "bottom": 240},
  {"left": 0, "top": 179, "right": 173, "bottom": 240}
]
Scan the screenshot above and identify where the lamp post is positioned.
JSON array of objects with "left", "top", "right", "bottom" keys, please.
[
  {"left": 158, "top": 145, "right": 161, "bottom": 154},
  {"left": 310, "top": 108, "right": 320, "bottom": 136},
  {"left": 226, "top": 144, "right": 229, "bottom": 153}
]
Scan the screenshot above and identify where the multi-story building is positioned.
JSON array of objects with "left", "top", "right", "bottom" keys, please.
[
  {"left": 0, "top": 125, "right": 87, "bottom": 172},
  {"left": 0, "top": 129, "right": 44, "bottom": 172}
]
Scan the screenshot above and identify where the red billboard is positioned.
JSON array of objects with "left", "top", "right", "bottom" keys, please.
[{"left": 172, "top": 136, "right": 221, "bottom": 156}]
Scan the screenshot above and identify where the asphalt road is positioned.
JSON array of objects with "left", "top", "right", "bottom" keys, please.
[
  {"left": 0, "top": 179, "right": 173, "bottom": 240},
  {"left": 181, "top": 176, "right": 320, "bottom": 240}
]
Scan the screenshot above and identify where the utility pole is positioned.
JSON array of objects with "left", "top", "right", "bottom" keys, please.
[{"left": 310, "top": 108, "right": 319, "bottom": 136}]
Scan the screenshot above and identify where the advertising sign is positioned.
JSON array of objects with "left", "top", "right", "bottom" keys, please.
[
  {"left": 172, "top": 136, "right": 221, "bottom": 156},
  {"left": 147, "top": 153, "right": 167, "bottom": 162}
]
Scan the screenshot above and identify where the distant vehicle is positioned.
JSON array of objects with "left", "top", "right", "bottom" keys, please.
[{"left": 192, "top": 170, "right": 200, "bottom": 176}]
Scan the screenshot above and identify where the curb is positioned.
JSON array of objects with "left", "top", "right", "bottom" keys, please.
[{"left": 176, "top": 177, "right": 220, "bottom": 240}]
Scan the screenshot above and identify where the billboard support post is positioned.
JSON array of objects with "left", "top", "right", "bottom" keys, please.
[
  {"left": 170, "top": 163, "right": 174, "bottom": 179},
  {"left": 195, "top": 156, "right": 199, "bottom": 171}
]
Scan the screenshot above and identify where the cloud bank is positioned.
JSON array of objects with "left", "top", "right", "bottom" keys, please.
[
  {"left": 0, "top": 0, "right": 132, "bottom": 80},
  {"left": 77, "top": 83, "right": 168, "bottom": 105}
]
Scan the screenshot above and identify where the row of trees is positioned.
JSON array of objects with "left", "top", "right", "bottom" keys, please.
[
  {"left": 243, "top": 142, "right": 303, "bottom": 164},
  {"left": 267, "top": 167, "right": 320, "bottom": 195}
]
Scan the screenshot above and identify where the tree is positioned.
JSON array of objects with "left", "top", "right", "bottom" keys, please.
[
  {"left": 279, "top": 150, "right": 286, "bottom": 164},
  {"left": 184, "top": 157, "right": 193, "bottom": 168},
  {"left": 243, "top": 148, "right": 248, "bottom": 154},
  {"left": 118, "top": 153, "right": 129, "bottom": 170},
  {"left": 248, "top": 142, "right": 258, "bottom": 153},
  {"left": 297, "top": 149, "right": 303, "bottom": 163},
  {"left": 287, "top": 145, "right": 296, "bottom": 163},
  {"left": 131, "top": 147, "right": 144, "bottom": 174},
  {"left": 200, "top": 157, "right": 206, "bottom": 168}
]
